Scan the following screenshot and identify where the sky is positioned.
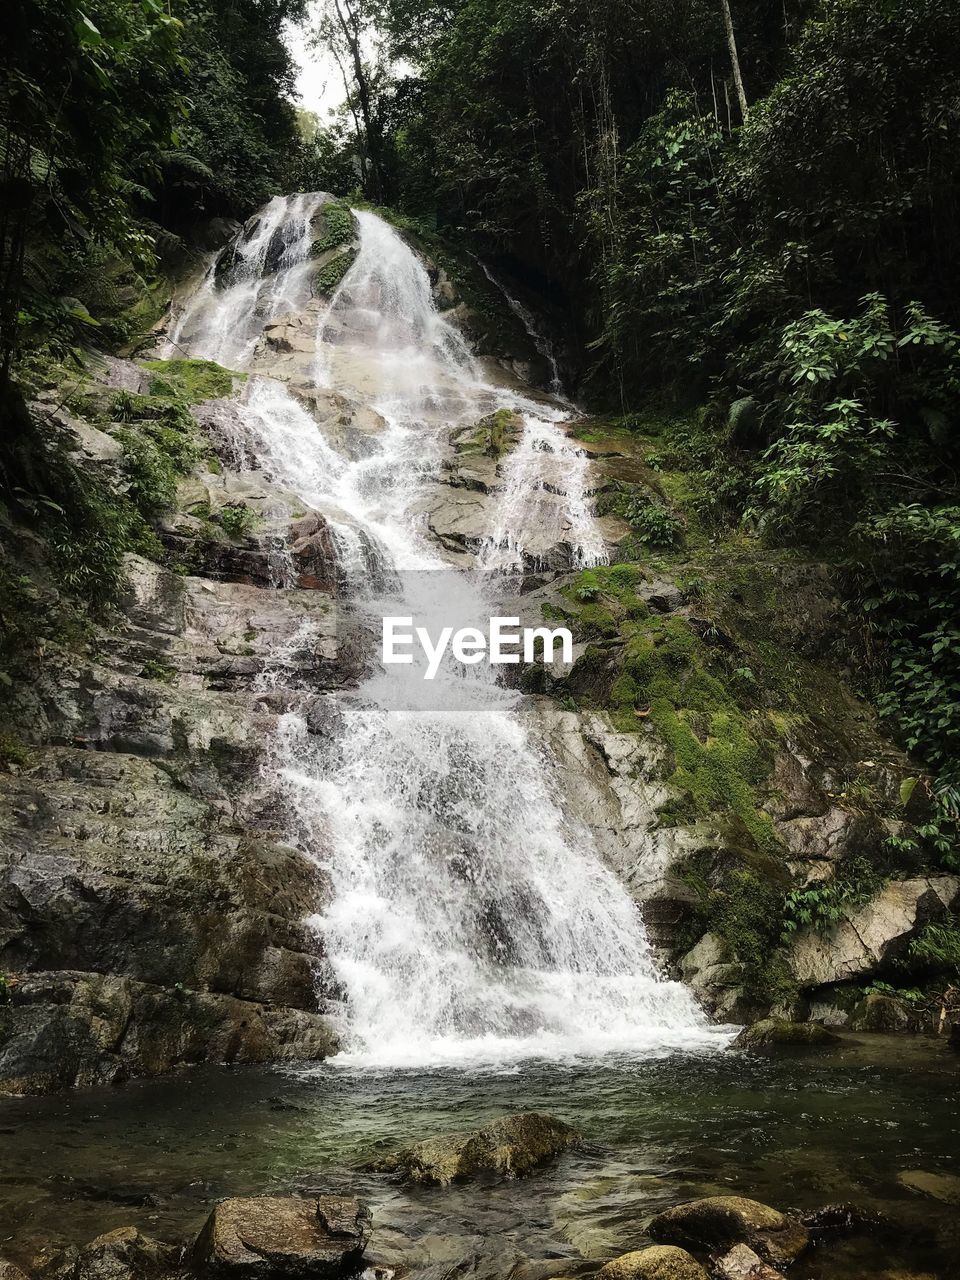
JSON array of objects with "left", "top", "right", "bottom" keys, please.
[{"left": 285, "top": 3, "right": 342, "bottom": 117}]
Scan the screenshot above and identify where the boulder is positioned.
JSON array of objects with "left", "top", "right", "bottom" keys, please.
[
  {"left": 790, "top": 877, "right": 960, "bottom": 988},
  {"left": 678, "top": 933, "right": 745, "bottom": 1018},
  {"left": 366, "top": 1112, "right": 579, "bottom": 1186},
  {"left": 648, "top": 1197, "right": 809, "bottom": 1268},
  {"left": 46, "top": 1227, "right": 177, "bottom": 1280},
  {"left": 847, "top": 991, "right": 912, "bottom": 1032},
  {"left": 732, "top": 1018, "right": 840, "bottom": 1052},
  {"left": 713, "top": 1244, "right": 782, "bottom": 1280},
  {"left": 194, "top": 1196, "right": 371, "bottom": 1278},
  {"left": 596, "top": 1246, "right": 708, "bottom": 1280},
  {"left": 288, "top": 513, "right": 338, "bottom": 591}
]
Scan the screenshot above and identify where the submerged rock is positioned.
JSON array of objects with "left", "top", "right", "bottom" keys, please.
[
  {"left": 194, "top": 1196, "right": 371, "bottom": 1278},
  {"left": 366, "top": 1112, "right": 579, "bottom": 1186},
  {"left": 712, "top": 1244, "right": 782, "bottom": 1280},
  {"left": 897, "top": 1169, "right": 960, "bottom": 1206},
  {"left": 648, "top": 1196, "right": 809, "bottom": 1268},
  {"left": 596, "top": 1246, "right": 708, "bottom": 1280},
  {"left": 732, "top": 1018, "right": 840, "bottom": 1052}
]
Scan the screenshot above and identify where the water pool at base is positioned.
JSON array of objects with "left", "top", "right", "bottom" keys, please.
[{"left": 1, "top": 1036, "right": 957, "bottom": 1279}]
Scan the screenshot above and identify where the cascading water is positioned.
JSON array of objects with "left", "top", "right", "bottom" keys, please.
[
  {"left": 170, "top": 193, "right": 725, "bottom": 1067},
  {"left": 480, "top": 261, "right": 567, "bottom": 398}
]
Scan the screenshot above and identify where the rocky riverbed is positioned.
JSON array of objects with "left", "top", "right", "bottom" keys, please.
[{"left": 0, "top": 1040, "right": 958, "bottom": 1279}]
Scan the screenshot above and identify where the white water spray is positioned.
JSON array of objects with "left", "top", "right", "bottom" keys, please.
[{"left": 170, "top": 193, "right": 722, "bottom": 1067}]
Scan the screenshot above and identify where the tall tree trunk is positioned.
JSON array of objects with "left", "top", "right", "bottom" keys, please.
[
  {"left": 719, "top": 0, "right": 749, "bottom": 122},
  {"left": 332, "top": 0, "right": 383, "bottom": 201}
]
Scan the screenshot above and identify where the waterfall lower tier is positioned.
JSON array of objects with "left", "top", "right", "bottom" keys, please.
[{"left": 169, "top": 193, "right": 721, "bottom": 1067}]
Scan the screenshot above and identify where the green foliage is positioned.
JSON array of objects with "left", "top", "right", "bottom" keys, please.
[
  {"left": 140, "top": 656, "right": 176, "bottom": 683},
  {"left": 904, "top": 922, "right": 960, "bottom": 974},
  {"left": 781, "top": 861, "right": 882, "bottom": 939},
  {"left": 216, "top": 503, "right": 258, "bottom": 539},
  {"left": 313, "top": 202, "right": 357, "bottom": 253},
  {"left": 0, "top": 733, "right": 32, "bottom": 769},
  {"left": 111, "top": 390, "right": 204, "bottom": 517},
  {"left": 142, "top": 358, "right": 241, "bottom": 404},
  {"left": 596, "top": 484, "right": 684, "bottom": 548}
]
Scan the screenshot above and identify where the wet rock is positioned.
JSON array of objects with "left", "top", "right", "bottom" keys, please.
[
  {"left": 288, "top": 514, "right": 337, "bottom": 591},
  {"left": 790, "top": 877, "right": 960, "bottom": 988},
  {"left": 367, "top": 1112, "right": 579, "bottom": 1186},
  {"left": 0, "top": 971, "right": 338, "bottom": 1094},
  {"left": 0, "top": 1262, "right": 33, "bottom": 1280},
  {"left": 678, "top": 934, "right": 745, "bottom": 1018},
  {"left": 648, "top": 1196, "right": 809, "bottom": 1268},
  {"left": 46, "top": 1227, "right": 177, "bottom": 1280},
  {"left": 732, "top": 1019, "right": 840, "bottom": 1052},
  {"left": 897, "top": 1170, "right": 960, "bottom": 1206},
  {"left": 194, "top": 1196, "right": 370, "bottom": 1278},
  {"left": 596, "top": 1246, "right": 707, "bottom": 1280},
  {"left": 847, "top": 991, "right": 913, "bottom": 1032},
  {"left": 712, "top": 1244, "right": 781, "bottom": 1280}
]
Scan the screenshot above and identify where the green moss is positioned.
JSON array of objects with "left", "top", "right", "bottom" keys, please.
[
  {"left": 140, "top": 657, "right": 176, "bottom": 683},
  {"left": 141, "top": 357, "right": 243, "bottom": 403},
  {"left": 0, "top": 733, "right": 33, "bottom": 769},
  {"left": 312, "top": 201, "right": 356, "bottom": 253},
  {"left": 561, "top": 570, "right": 780, "bottom": 853},
  {"left": 678, "top": 851, "right": 795, "bottom": 1004},
  {"left": 315, "top": 246, "right": 357, "bottom": 294}
]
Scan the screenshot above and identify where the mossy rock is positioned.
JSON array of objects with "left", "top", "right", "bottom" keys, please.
[
  {"left": 365, "top": 1111, "right": 579, "bottom": 1186},
  {"left": 648, "top": 1195, "right": 810, "bottom": 1268},
  {"left": 314, "top": 245, "right": 357, "bottom": 294},
  {"left": 733, "top": 1017, "right": 840, "bottom": 1052},
  {"left": 847, "top": 991, "right": 912, "bottom": 1032},
  {"left": 597, "top": 1246, "right": 708, "bottom": 1280},
  {"left": 141, "top": 358, "right": 243, "bottom": 404}
]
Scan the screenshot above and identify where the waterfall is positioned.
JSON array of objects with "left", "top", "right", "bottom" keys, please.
[
  {"left": 170, "top": 194, "right": 722, "bottom": 1067},
  {"left": 480, "top": 262, "right": 567, "bottom": 398}
]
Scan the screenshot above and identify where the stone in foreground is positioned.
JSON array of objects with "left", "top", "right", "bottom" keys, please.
[
  {"left": 45, "top": 1227, "right": 177, "bottom": 1280},
  {"left": 0, "top": 1262, "right": 32, "bottom": 1280},
  {"left": 713, "top": 1244, "right": 784, "bottom": 1280},
  {"left": 194, "top": 1196, "right": 371, "bottom": 1278},
  {"left": 732, "top": 1019, "right": 839, "bottom": 1053},
  {"left": 648, "top": 1196, "right": 809, "bottom": 1268},
  {"left": 596, "top": 1245, "right": 708, "bottom": 1279},
  {"left": 366, "top": 1112, "right": 579, "bottom": 1186}
]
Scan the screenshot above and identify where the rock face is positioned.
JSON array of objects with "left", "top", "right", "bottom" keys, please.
[
  {"left": 0, "top": 362, "right": 360, "bottom": 1094},
  {"left": 790, "top": 877, "right": 960, "bottom": 987},
  {"left": 732, "top": 1018, "right": 840, "bottom": 1053},
  {"left": 194, "top": 1197, "right": 371, "bottom": 1279},
  {"left": 648, "top": 1197, "right": 809, "bottom": 1269},
  {"left": 367, "top": 1112, "right": 580, "bottom": 1186},
  {"left": 0, "top": 971, "right": 337, "bottom": 1094},
  {"left": 596, "top": 1246, "right": 708, "bottom": 1280}
]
